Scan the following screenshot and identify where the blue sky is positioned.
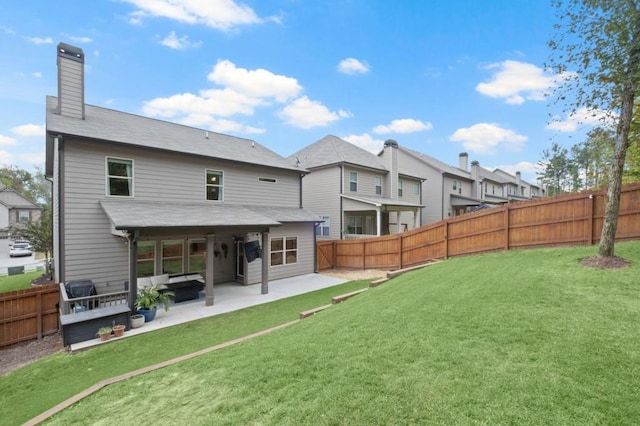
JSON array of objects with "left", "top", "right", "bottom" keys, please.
[{"left": 0, "top": 1, "right": 601, "bottom": 183}]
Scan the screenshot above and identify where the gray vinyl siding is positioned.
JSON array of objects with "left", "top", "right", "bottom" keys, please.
[
  {"left": 343, "top": 166, "right": 387, "bottom": 198},
  {"left": 301, "top": 166, "right": 342, "bottom": 240},
  {"left": 60, "top": 138, "right": 304, "bottom": 291},
  {"left": 57, "top": 59, "right": 84, "bottom": 119},
  {"left": 397, "top": 150, "right": 444, "bottom": 225},
  {"left": 245, "top": 223, "right": 315, "bottom": 284}
]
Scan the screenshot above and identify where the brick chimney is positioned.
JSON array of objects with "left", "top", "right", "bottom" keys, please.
[
  {"left": 459, "top": 152, "right": 468, "bottom": 171},
  {"left": 57, "top": 42, "right": 85, "bottom": 119},
  {"left": 383, "top": 139, "right": 399, "bottom": 199}
]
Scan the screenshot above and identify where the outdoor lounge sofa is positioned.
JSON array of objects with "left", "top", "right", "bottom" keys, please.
[{"left": 137, "top": 273, "right": 205, "bottom": 303}]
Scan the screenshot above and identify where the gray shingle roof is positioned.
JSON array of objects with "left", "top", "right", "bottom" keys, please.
[
  {"left": 100, "top": 200, "right": 319, "bottom": 230},
  {"left": 399, "top": 146, "right": 471, "bottom": 179},
  {"left": 341, "top": 194, "right": 423, "bottom": 208},
  {"left": 46, "top": 96, "right": 304, "bottom": 173},
  {"left": 288, "top": 135, "right": 387, "bottom": 171}
]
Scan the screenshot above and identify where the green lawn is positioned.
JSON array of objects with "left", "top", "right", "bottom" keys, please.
[
  {"left": 5, "top": 242, "right": 640, "bottom": 425},
  {"left": 0, "top": 270, "right": 42, "bottom": 292}
]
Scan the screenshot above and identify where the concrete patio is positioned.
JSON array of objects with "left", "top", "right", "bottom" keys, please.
[{"left": 70, "top": 272, "right": 347, "bottom": 352}]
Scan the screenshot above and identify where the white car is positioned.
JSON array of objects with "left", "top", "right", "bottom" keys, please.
[{"left": 10, "top": 242, "right": 33, "bottom": 257}]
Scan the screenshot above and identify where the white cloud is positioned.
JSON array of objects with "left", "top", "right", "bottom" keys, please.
[
  {"left": 476, "top": 60, "right": 556, "bottom": 105},
  {"left": 64, "top": 34, "right": 93, "bottom": 43},
  {"left": 32, "top": 72, "right": 42, "bottom": 78},
  {"left": 450, "top": 123, "right": 527, "bottom": 155},
  {"left": 160, "top": 30, "right": 202, "bottom": 49},
  {"left": 208, "top": 60, "right": 301, "bottom": 102},
  {"left": 492, "top": 161, "right": 540, "bottom": 182},
  {"left": 278, "top": 96, "right": 349, "bottom": 129},
  {"left": 143, "top": 88, "right": 265, "bottom": 118},
  {"left": 0, "top": 150, "right": 15, "bottom": 164},
  {"left": 17, "top": 152, "right": 45, "bottom": 165},
  {"left": 11, "top": 124, "right": 45, "bottom": 137},
  {"left": 0, "top": 135, "right": 17, "bottom": 146},
  {"left": 27, "top": 36, "right": 53, "bottom": 45},
  {"left": 122, "top": 0, "right": 266, "bottom": 31},
  {"left": 337, "top": 58, "right": 370, "bottom": 74},
  {"left": 373, "top": 118, "right": 433, "bottom": 134},
  {"left": 342, "top": 133, "right": 384, "bottom": 154},
  {"left": 546, "top": 107, "right": 616, "bottom": 132}
]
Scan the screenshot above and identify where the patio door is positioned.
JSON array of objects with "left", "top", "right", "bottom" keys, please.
[{"left": 236, "top": 240, "right": 245, "bottom": 279}]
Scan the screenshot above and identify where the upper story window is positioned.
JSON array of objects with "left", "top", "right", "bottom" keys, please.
[
  {"left": 375, "top": 176, "right": 382, "bottom": 195},
  {"left": 413, "top": 183, "right": 420, "bottom": 195},
  {"left": 206, "top": 170, "right": 224, "bottom": 201},
  {"left": 18, "top": 210, "right": 30, "bottom": 223},
  {"left": 349, "top": 171, "right": 358, "bottom": 192},
  {"left": 453, "top": 180, "right": 457, "bottom": 190},
  {"left": 106, "top": 157, "right": 133, "bottom": 197},
  {"left": 398, "top": 180, "right": 404, "bottom": 197}
]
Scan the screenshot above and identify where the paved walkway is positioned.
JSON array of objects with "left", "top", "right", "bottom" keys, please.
[{"left": 70, "top": 272, "right": 347, "bottom": 352}]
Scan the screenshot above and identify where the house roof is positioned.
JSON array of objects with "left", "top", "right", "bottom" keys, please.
[
  {"left": 493, "top": 168, "right": 540, "bottom": 188},
  {"left": 288, "top": 135, "right": 387, "bottom": 171},
  {"left": 341, "top": 194, "right": 424, "bottom": 209},
  {"left": 100, "top": 200, "right": 320, "bottom": 230},
  {"left": 45, "top": 96, "right": 305, "bottom": 177},
  {"left": 450, "top": 194, "right": 481, "bottom": 207},
  {"left": 0, "top": 184, "right": 41, "bottom": 209},
  {"left": 398, "top": 146, "right": 472, "bottom": 180}
]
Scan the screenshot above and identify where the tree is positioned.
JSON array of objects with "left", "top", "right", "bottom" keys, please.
[
  {"left": 19, "top": 209, "right": 53, "bottom": 277},
  {"left": 548, "top": 0, "right": 640, "bottom": 258}
]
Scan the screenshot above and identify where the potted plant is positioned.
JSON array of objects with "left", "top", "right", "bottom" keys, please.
[
  {"left": 112, "top": 324, "right": 126, "bottom": 337},
  {"left": 135, "top": 285, "right": 174, "bottom": 323},
  {"left": 130, "top": 313, "right": 145, "bottom": 328},
  {"left": 97, "top": 326, "right": 112, "bottom": 341}
]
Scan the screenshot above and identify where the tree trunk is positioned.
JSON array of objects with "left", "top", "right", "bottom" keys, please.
[{"left": 598, "top": 24, "right": 640, "bottom": 257}]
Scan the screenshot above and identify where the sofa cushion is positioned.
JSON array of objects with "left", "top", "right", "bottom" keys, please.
[
  {"left": 186, "top": 273, "right": 205, "bottom": 283},
  {"left": 169, "top": 275, "right": 187, "bottom": 284},
  {"left": 151, "top": 274, "right": 169, "bottom": 286},
  {"left": 137, "top": 277, "right": 153, "bottom": 289}
]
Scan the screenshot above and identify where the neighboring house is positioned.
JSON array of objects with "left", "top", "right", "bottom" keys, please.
[
  {"left": 0, "top": 183, "right": 42, "bottom": 236},
  {"left": 289, "top": 136, "right": 424, "bottom": 240},
  {"left": 493, "top": 168, "right": 544, "bottom": 200},
  {"left": 45, "top": 42, "right": 319, "bottom": 308}
]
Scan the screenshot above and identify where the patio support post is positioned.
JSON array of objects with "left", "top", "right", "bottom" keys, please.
[
  {"left": 205, "top": 234, "right": 215, "bottom": 306},
  {"left": 376, "top": 208, "right": 381, "bottom": 236},
  {"left": 127, "top": 230, "right": 139, "bottom": 311},
  {"left": 261, "top": 231, "right": 269, "bottom": 294}
]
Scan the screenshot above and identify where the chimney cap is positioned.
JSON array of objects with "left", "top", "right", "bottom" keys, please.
[
  {"left": 459, "top": 152, "right": 468, "bottom": 157},
  {"left": 57, "top": 42, "right": 84, "bottom": 63},
  {"left": 384, "top": 139, "right": 398, "bottom": 148},
  {"left": 471, "top": 160, "right": 480, "bottom": 166}
]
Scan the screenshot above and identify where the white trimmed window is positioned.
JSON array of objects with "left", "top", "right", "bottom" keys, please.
[
  {"left": 316, "top": 216, "right": 330, "bottom": 237},
  {"left": 413, "top": 183, "right": 420, "bottom": 195},
  {"left": 106, "top": 157, "right": 133, "bottom": 197},
  {"left": 398, "top": 180, "right": 404, "bottom": 197},
  {"left": 270, "top": 237, "right": 298, "bottom": 266},
  {"left": 375, "top": 176, "right": 382, "bottom": 195},
  {"left": 189, "top": 240, "right": 206, "bottom": 272},
  {"left": 206, "top": 170, "right": 224, "bottom": 201},
  {"left": 349, "top": 171, "right": 358, "bottom": 192},
  {"left": 18, "top": 210, "right": 30, "bottom": 223}
]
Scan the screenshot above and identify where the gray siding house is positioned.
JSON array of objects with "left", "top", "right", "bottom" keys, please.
[
  {"left": 290, "top": 136, "right": 423, "bottom": 239},
  {"left": 0, "top": 184, "right": 42, "bottom": 236},
  {"left": 45, "top": 42, "right": 319, "bottom": 308}
]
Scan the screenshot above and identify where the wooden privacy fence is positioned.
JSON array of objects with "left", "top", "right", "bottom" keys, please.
[
  {"left": 0, "top": 284, "right": 60, "bottom": 348},
  {"left": 317, "top": 182, "right": 640, "bottom": 270}
]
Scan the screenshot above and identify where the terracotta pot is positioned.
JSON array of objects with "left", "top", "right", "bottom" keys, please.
[
  {"left": 112, "top": 325, "right": 125, "bottom": 337},
  {"left": 98, "top": 332, "right": 111, "bottom": 341}
]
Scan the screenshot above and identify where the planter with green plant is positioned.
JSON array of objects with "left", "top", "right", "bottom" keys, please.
[
  {"left": 135, "top": 285, "right": 174, "bottom": 323},
  {"left": 97, "top": 326, "right": 112, "bottom": 341},
  {"left": 112, "top": 324, "right": 126, "bottom": 337}
]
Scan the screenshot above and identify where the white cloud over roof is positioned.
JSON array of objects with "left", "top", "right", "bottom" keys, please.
[
  {"left": 11, "top": 124, "right": 45, "bottom": 137},
  {"left": 160, "top": 31, "right": 201, "bottom": 49},
  {"left": 342, "top": 133, "right": 384, "bottom": 154},
  {"left": 450, "top": 123, "right": 527, "bottom": 155},
  {"left": 278, "top": 97, "right": 351, "bottom": 129},
  {"left": 373, "top": 118, "right": 433, "bottom": 134}
]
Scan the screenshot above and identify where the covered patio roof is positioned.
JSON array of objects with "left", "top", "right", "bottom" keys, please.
[
  {"left": 341, "top": 194, "right": 424, "bottom": 209},
  {"left": 450, "top": 194, "right": 481, "bottom": 207},
  {"left": 100, "top": 200, "right": 320, "bottom": 231}
]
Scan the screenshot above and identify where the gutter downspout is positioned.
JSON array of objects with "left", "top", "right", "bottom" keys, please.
[
  {"left": 57, "top": 135, "right": 65, "bottom": 282},
  {"left": 127, "top": 229, "right": 139, "bottom": 311},
  {"left": 339, "top": 165, "right": 344, "bottom": 239},
  {"left": 441, "top": 172, "right": 445, "bottom": 220}
]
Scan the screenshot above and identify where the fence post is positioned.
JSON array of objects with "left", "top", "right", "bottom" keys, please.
[
  {"left": 361, "top": 239, "right": 366, "bottom": 269},
  {"left": 399, "top": 234, "right": 403, "bottom": 270},
  {"left": 587, "top": 194, "right": 595, "bottom": 245},
  {"left": 332, "top": 240, "right": 337, "bottom": 269},
  {"left": 504, "top": 204, "right": 510, "bottom": 251},
  {"left": 36, "top": 291, "right": 43, "bottom": 341},
  {"left": 444, "top": 221, "right": 449, "bottom": 259}
]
